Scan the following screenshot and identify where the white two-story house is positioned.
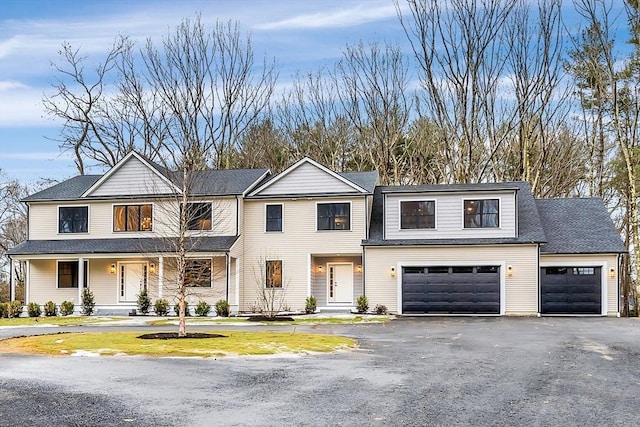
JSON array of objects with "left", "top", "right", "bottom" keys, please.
[{"left": 8, "top": 152, "right": 626, "bottom": 316}]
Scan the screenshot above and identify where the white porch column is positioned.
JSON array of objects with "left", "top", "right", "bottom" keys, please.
[
  {"left": 158, "top": 256, "right": 164, "bottom": 299},
  {"left": 235, "top": 257, "right": 240, "bottom": 307},
  {"left": 77, "top": 257, "right": 85, "bottom": 310},
  {"left": 10, "top": 259, "right": 16, "bottom": 302},
  {"left": 226, "top": 253, "right": 231, "bottom": 301},
  {"left": 24, "top": 260, "right": 30, "bottom": 305}
]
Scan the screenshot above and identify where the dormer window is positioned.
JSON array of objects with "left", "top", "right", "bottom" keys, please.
[
  {"left": 59, "top": 206, "right": 88, "bottom": 233},
  {"left": 114, "top": 204, "right": 153, "bottom": 232},
  {"left": 401, "top": 200, "right": 435, "bottom": 229},
  {"left": 464, "top": 199, "right": 499, "bottom": 228}
]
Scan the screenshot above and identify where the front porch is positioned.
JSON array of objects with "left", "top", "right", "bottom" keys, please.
[{"left": 311, "top": 254, "right": 363, "bottom": 311}]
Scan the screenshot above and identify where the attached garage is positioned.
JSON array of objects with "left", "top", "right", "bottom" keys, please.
[
  {"left": 540, "top": 267, "right": 602, "bottom": 315},
  {"left": 402, "top": 266, "right": 501, "bottom": 314}
]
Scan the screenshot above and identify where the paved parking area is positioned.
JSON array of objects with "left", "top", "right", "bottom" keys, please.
[{"left": 1, "top": 317, "right": 639, "bottom": 426}]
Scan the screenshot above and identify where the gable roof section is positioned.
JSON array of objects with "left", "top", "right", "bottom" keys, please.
[
  {"left": 364, "top": 181, "right": 546, "bottom": 246},
  {"left": 24, "top": 175, "right": 102, "bottom": 202},
  {"left": 82, "top": 151, "right": 180, "bottom": 197},
  {"left": 248, "top": 157, "right": 373, "bottom": 197},
  {"left": 536, "top": 198, "right": 626, "bottom": 254}
]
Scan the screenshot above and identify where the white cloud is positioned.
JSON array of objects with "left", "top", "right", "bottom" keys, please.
[
  {"left": 0, "top": 80, "right": 29, "bottom": 91},
  {"left": 256, "top": 2, "right": 399, "bottom": 30}
]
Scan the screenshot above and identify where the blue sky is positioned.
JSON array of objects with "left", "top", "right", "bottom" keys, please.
[{"left": 0, "top": 0, "right": 408, "bottom": 184}]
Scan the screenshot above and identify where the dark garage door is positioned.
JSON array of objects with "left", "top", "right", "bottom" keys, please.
[
  {"left": 402, "top": 266, "right": 501, "bottom": 314},
  {"left": 541, "top": 267, "right": 601, "bottom": 315}
]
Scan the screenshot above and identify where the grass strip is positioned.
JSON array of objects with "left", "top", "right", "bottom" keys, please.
[{"left": 0, "top": 330, "right": 356, "bottom": 358}]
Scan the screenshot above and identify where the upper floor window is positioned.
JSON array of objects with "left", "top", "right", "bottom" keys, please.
[
  {"left": 59, "top": 206, "right": 88, "bottom": 233},
  {"left": 317, "top": 202, "right": 350, "bottom": 231},
  {"left": 185, "top": 202, "right": 212, "bottom": 231},
  {"left": 266, "top": 204, "right": 283, "bottom": 232},
  {"left": 114, "top": 204, "right": 153, "bottom": 232},
  {"left": 464, "top": 199, "right": 499, "bottom": 228},
  {"left": 265, "top": 260, "right": 283, "bottom": 288},
  {"left": 58, "top": 260, "right": 88, "bottom": 288},
  {"left": 185, "top": 259, "right": 212, "bottom": 287},
  {"left": 400, "top": 200, "right": 435, "bottom": 229}
]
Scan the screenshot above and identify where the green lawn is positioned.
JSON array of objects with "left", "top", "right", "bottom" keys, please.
[
  {"left": 147, "top": 315, "right": 392, "bottom": 326},
  {"left": 0, "top": 317, "right": 117, "bottom": 327},
  {"left": 0, "top": 330, "right": 356, "bottom": 358}
]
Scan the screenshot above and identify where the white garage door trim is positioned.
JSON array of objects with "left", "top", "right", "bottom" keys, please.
[
  {"left": 396, "top": 260, "right": 506, "bottom": 316},
  {"left": 539, "top": 261, "right": 607, "bottom": 316}
]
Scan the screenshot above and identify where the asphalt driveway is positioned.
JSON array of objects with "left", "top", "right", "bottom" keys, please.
[{"left": 1, "top": 317, "right": 639, "bottom": 426}]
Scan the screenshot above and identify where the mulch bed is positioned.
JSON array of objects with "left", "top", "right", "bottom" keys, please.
[
  {"left": 137, "top": 332, "right": 227, "bottom": 340},
  {"left": 246, "top": 316, "right": 295, "bottom": 322}
]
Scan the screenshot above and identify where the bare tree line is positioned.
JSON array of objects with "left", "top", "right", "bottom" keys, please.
[{"left": 0, "top": 0, "right": 637, "bottom": 313}]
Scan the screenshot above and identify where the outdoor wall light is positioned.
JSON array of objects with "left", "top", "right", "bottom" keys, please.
[
  {"left": 150, "top": 263, "right": 156, "bottom": 273},
  {"left": 356, "top": 265, "right": 362, "bottom": 273},
  {"left": 609, "top": 268, "right": 616, "bottom": 278},
  {"left": 110, "top": 263, "right": 116, "bottom": 274},
  {"left": 317, "top": 265, "right": 323, "bottom": 273},
  {"left": 390, "top": 266, "right": 396, "bottom": 277},
  {"left": 507, "top": 265, "right": 513, "bottom": 277}
]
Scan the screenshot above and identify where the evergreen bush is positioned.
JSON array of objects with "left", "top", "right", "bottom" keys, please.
[
  {"left": 154, "top": 299, "right": 169, "bottom": 316},
  {"left": 195, "top": 300, "right": 211, "bottom": 317},
  {"left": 214, "top": 299, "right": 230, "bottom": 317},
  {"left": 81, "top": 289, "right": 95, "bottom": 316},
  {"left": 60, "top": 301, "right": 75, "bottom": 316},
  {"left": 27, "top": 302, "right": 41, "bottom": 317}
]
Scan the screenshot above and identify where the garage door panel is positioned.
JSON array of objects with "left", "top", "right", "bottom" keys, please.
[
  {"left": 541, "top": 267, "right": 601, "bottom": 315},
  {"left": 402, "top": 266, "right": 500, "bottom": 315}
]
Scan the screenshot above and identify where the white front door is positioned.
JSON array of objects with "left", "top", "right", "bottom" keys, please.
[
  {"left": 119, "top": 263, "right": 147, "bottom": 303},
  {"left": 328, "top": 263, "right": 353, "bottom": 304}
]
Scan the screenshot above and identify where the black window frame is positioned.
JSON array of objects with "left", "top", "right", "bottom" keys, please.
[
  {"left": 265, "top": 204, "right": 283, "bottom": 232},
  {"left": 185, "top": 259, "right": 212, "bottom": 288},
  {"left": 57, "top": 260, "right": 88, "bottom": 289},
  {"left": 113, "top": 204, "right": 153, "bottom": 232},
  {"left": 464, "top": 199, "right": 500, "bottom": 229},
  {"left": 400, "top": 200, "right": 436, "bottom": 230},
  {"left": 58, "top": 206, "right": 89, "bottom": 234},
  {"left": 265, "top": 260, "right": 283, "bottom": 288},
  {"left": 185, "top": 202, "right": 212, "bottom": 231},
  {"left": 317, "top": 202, "right": 351, "bottom": 231}
]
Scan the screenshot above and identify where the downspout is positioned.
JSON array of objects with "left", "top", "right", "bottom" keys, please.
[
  {"left": 235, "top": 196, "right": 240, "bottom": 236},
  {"left": 362, "top": 246, "right": 366, "bottom": 296}
]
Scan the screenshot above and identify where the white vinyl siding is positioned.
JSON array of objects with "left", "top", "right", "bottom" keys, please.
[
  {"left": 241, "top": 197, "right": 366, "bottom": 312},
  {"left": 364, "top": 244, "right": 538, "bottom": 314},
  {"left": 28, "top": 198, "right": 237, "bottom": 239},
  {"left": 385, "top": 192, "right": 516, "bottom": 240},
  {"left": 541, "top": 254, "right": 619, "bottom": 316},
  {"left": 255, "top": 162, "right": 358, "bottom": 196},
  {"left": 89, "top": 156, "right": 175, "bottom": 197}
]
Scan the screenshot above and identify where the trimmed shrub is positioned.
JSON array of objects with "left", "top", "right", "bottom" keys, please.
[
  {"left": 195, "top": 301, "right": 211, "bottom": 317},
  {"left": 374, "top": 304, "right": 388, "bottom": 315},
  {"left": 8, "top": 301, "right": 23, "bottom": 318},
  {"left": 154, "top": 299, "right": 169, "bottom": 316},
  {"left": 27, "top": 302, "right": 41, "bottom": 318},
  {"left": 137, "top": 287, "right": 151, "bottom": 315},
  {"left": 0, "top": 302, "right": 8, "bottom": 318},
  {"left": 81, "top": 289, "right": 95, "bottom": 316},
  {"left": 44, "top": 301, "right": 58, "bottom": 317},
  {"left": 60, "top": 301, "right": 75, "bottom": 316},
  {"left": 305, "top": 296, "right": 317, "bottom": 314},
  {"left": 356, "top": 295, "right": 369, "bottom": 314},
  {"left": 214, "top": 299, "right": 230, "bottom": 317},
  {"left": 174, "top": 301, "right": 190, "bottom": 317}
]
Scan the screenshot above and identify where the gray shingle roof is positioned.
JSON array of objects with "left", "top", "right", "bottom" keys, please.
[
  {"left": 8, "top": 236, "right": 238, "bottom": 256},
  {"left": 24, "top": 175, "right": 102, "bottom": 202},
  {"left": 339, "top": 171, "right": 379, "bottom": 193},
  {"left": 536, "top": 198, "right": 626, "bottom": 254},
  {"left": 23, "top": 169, "right": 269, "bottom": 202},
  {"left": 363, "top": 181, "right": 546, "bottom": 246}
]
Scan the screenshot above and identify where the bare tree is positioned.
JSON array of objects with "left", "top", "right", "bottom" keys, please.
[
  {"left": 336, "top": 41, "right": 412, "bottom": 184},
  {"left": 44, "top": 15, "right": 278, "bottom": 173},
  {"left": 398, "top": 0, "right": 518, "bottom": 183},
  {"left": 0, "top": 175, "right": 29, "bottom": 302}
]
